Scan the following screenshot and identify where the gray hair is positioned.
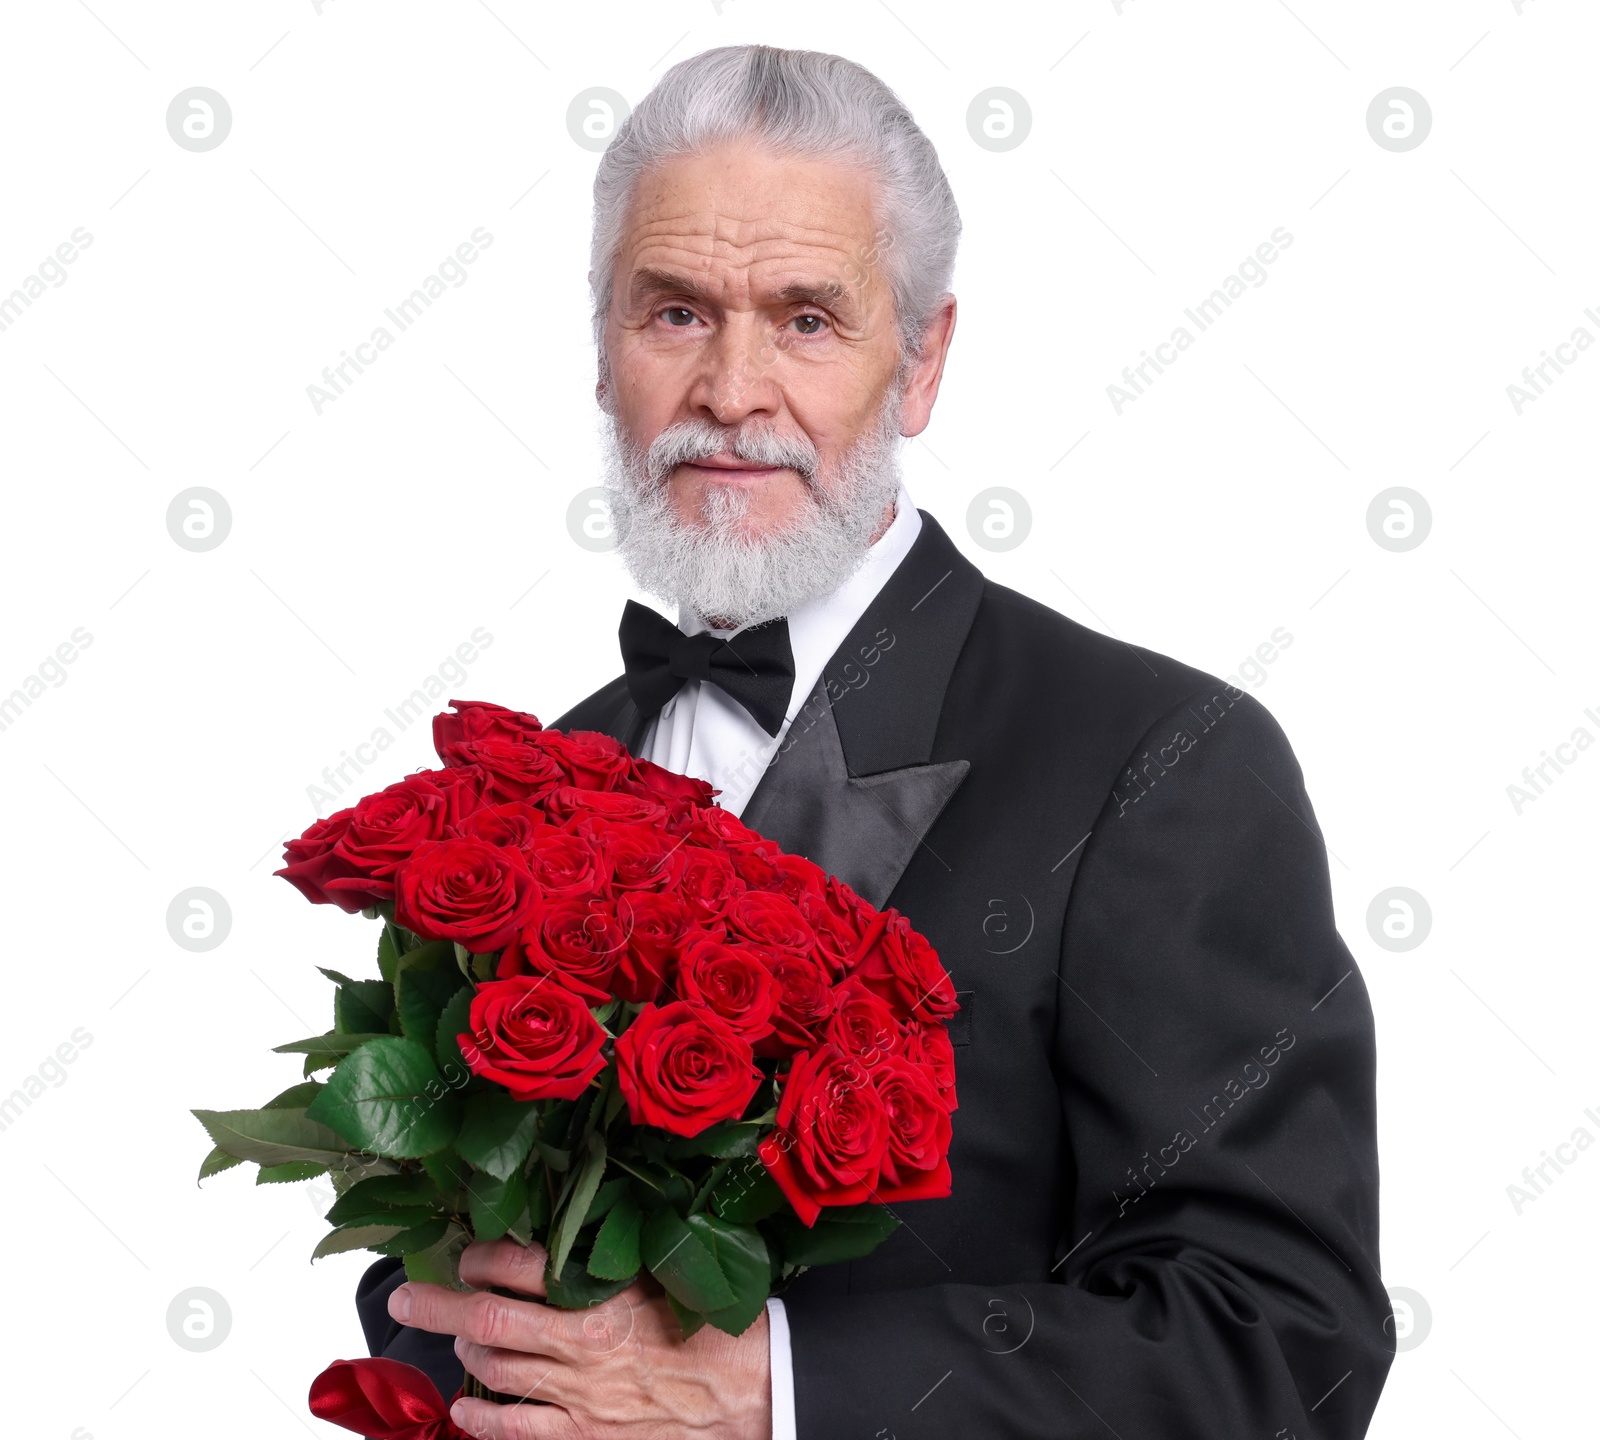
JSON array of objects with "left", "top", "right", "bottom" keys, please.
[{"left": 588, "top": 44, "right": 960, "bottom": 361}]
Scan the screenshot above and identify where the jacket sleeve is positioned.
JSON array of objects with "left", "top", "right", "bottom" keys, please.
[
  {"left": 781, "top": 689, "right": 1394, "bottom": 1439},
  {"left": 355, "top": 1256, "right": 464, "bottom": 1402}
]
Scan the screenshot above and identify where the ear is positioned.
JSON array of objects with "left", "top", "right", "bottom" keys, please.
[{"left": 896, "top": 294, "right": 957, "bottom": 439}]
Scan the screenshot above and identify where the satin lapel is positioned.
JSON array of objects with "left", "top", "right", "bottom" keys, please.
[
  {"left": 617, "top": 701, "right": 650, "bottom": 755},
  {"left": 741, "top": 678, "right": 970, "bottom": 909},
  {"left": 561, "top": 682, "right": 650, "bottom": 755},
  {"left": 741, "top": 511, "right": 985, "bottom": 906}
]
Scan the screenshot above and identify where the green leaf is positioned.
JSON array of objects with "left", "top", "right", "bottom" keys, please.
[
  {"left": 467, "top": 1168, "right": 528, "bottom": 1243},
  {"left": 396, "top": 941, "right": 465, "bottom": 1047},
  {"left": 273, "top": 1032, "right": 389, "bottom": 1056},
  {"left": 587, "top": 1192, "right": 642, "bottom": 1281},
  {"left": 585, "top": 1177, "right": 628, "bottom": 1225},
  {"left": 368, "top": 1218, "right": 450, "bottom": 1256},
  {"left": 763, "top": 1203, "right": 900, "bottom": 1267},
  {"left": 603, "top": 1076, "right": 627, "bottom": 1129},
  {"left": 335, "top": 977, "right": 395, "bottom": 1036},
  {"left": 377, "top": 921, "right": 405, "bottom": 985},
  {"left": 327, "top": 1173, "right": 443, "bottom": 1227},
  {"left": 256, "top": 1161, "right": 327, "bottom": 1185},
  {"left": 709, "top": 1162, "right": 785, "bottom": 1224},
  {"left": 535, "top": 1140, "right": 571, "bottom": 1173},
  {"left": 435, "top": 987, "right": 474, "bottom": 1081},
  {"left": 403, "top": 1221, "right": 470, "bottom": 1289},
  {"left": 605, "top": 1153, "right": 664, "bottom": 1193},
  {"left": 455, "top": 1090, "right": 541, "bottom": 1181},
  {"left": 666, "top": 1122, "right": 763, "bottom": 1160},
  {"left": 329, "top": 1172, "right": 443, "bottom": 1216},
  {"left": 640, "top": 1206, "right": 736, "bottom": 1313},
  {"left": 686, "top": 1214, "right": 770, "bottom": 1336},
  {"left": 544, "top": 1244, "right": 636, "bottom": 1309},
  {"left": 548, "top": 1133, "right": 607, "bottom": 1283},
  {"left": 666, "top": 1293, "right": 708, "bottom": 1339},
  {"left": 526, "top": 1170, "right": 552, "bottom": 1231},
  {"left": 197, "top": 1145, "right": 243, "bottom": 1183},
  {"left": 192, "top": 1107, "right": 351, "bottom": 1168},
  {"left": 312, "top": 1223, "right": 407, "bottom": 1259},
  {"left": 305, "top": 1037, "right": 460, "bottom": 1159},
  {"left": 422, "top": 1148, "right": 469, "bottom": 1201}
]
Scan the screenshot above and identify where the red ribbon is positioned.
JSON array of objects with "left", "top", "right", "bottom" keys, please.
[{"left": 308, "top": 1358, "right": 467, "bottom": 1440}]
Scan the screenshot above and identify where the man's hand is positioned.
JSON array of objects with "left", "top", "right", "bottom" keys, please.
[{"left": 388, "top": 1237, "right": 773, "bottom": 1440}]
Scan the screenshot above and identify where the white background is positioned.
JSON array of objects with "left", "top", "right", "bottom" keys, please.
[{"left": 1, "top": 1, "right": 1594, "bottom": 1436}]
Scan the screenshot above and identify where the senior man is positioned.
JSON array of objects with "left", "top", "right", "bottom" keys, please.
[{"left": 358, "top": 44, "right": 1394, "bottom": 1440}]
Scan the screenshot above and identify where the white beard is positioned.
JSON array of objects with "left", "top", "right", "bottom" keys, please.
[{"left": 601, "top": 383, "right": 906, "bottom": 630}]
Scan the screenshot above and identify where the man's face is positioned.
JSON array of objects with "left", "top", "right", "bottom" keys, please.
[{"left": 602, "top": 141, "right": 907, "bottom": 540}]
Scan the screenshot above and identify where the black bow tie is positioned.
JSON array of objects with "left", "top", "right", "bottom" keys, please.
[{"left": 619, "top": 600, "right": 796, "bottom": 737}]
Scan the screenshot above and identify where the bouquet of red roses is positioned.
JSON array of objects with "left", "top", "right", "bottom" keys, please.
[{"left": 195, "top": 699, "right": 957, "bottom": 1348}]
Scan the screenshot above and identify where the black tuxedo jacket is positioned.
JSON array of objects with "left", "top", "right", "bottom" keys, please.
[{"left": 358, "top": 511, "right": 1393, "bottom": 1438}]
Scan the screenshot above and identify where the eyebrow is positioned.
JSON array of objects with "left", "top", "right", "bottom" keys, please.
[
  {"left": 774, "top": 279, "right": 848, "bottom": 307},
  {"left": 627, "top": 268, "right": 854, "bottom": 313},
  {"left": 629, "top": 267, "right": 716, "bottom": 306}
]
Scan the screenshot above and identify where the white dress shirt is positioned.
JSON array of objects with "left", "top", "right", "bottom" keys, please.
[{"left": 638, "top": 483, "right": 923, "bottom": 1440}]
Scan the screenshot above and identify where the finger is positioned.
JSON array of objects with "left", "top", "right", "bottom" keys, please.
[
  {"left": 454, "top": 1293, "right": 644, "bottom": 1390},
  {"left": 387, "top": 1282, "right": 580, "bottom": 1364},
  {"left": 455, "top": 1339, "right": 578, "bottom": 1406},
  {"left": 459, "top": 1237, "right": 551, "bottom": 1297},
  {"left": 448, "top": 1395, "right": 576, "bottom": 1440}
]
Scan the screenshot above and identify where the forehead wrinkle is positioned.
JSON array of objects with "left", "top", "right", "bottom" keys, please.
[{"left": 703, "top": 205, "right": 870, "bottom": 252}]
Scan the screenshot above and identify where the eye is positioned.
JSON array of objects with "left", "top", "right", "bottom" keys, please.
[
  {"left": 789, "top": 314, "right": 826, "bottom": 335},
  {"left": 661, "top": 307, "right": 697, "bottom": 327}
]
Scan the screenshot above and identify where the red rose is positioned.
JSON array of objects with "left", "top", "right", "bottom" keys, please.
[
  {"left": 622, "top": 758, "right": 716, "bottom": 813},
  {"left": 824, "top": 978, "right": 905, "bottom": 1069},
  {"left": 393, "top": 838, "right": 540, "bottom": 952},
  {"left": 443, "top": 737, "right": 565, "bottom": 805},
  {"left": 676, "top": 806, "right": 764, "bottom": 849},
  {"left": 758, "top": 950, "right": 836, "bottom": 1056},
  {"left": 758, "top": 1045, "right": 889, "bottom": 1226},
  {"left": 793, "top": 886, "right": 865, "bottom": 979},
  {"left": 450, "top": 800, "right": 550, "bottom": 859},
  {"left": 501, "top": 897, "right": 625, "bottom": 1001},
  {"left": 727, "top": 841, "right": 781, "bottom": 889},
  {"left": 727, "top": 891, "right": 815, "bottom": 954},
  {"left": 615, "top": 1002, "right": 762, "bottom": 1138},
  {"left": 613, "top": 892, "right": 695, "bottom": 1003},
  {"left": 597, "top": 821, "right": 681, "bottom": 891},
  {"left": 319, "top": 769, "right": 482, "bottom": 911},
  {"left": 870, "top": 1055, "right": 953, "bottom": 1202},
  {"left": 276, "top": 808, "right": 356, "bottom": 907},
  {"left": 459, "top": 976, "right": 606, "bottom": 1101},
  {"left": 525, "top": 828, "right": 611, "bottom": 900},
  {"left": 433, "top": 699, "right": 543, "bottom": 762},
  {"left": 850, "top": 909, "right": 958, "bottom": 1023},
  {"left": 676, "top": 847, "right": 746, "bottom": 924},
  {"left": 824, "top": 875, "right": 876, "bottom": 936},
  {"left": 770, "top": 853, "right": 828, "bottom": 905},
  {"left": 537, "top": 730, "right": 633, "bottom": 791},
  {"left": 676, "top": 938, "right": 777, "bottom": 1044},
  {"left": 543, "top": 786, "right": 668, "bottom": 827},
  {"left": 900, "top": 1020, "right": 959, "bottom": 1113}
]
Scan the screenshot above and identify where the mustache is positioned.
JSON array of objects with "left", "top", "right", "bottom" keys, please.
[{"left": 643, "top": 418, "right": 820, "bottom": 486}]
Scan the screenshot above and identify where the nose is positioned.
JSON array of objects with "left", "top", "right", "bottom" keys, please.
[{"left": 686, "top": 312, "right": 782, "bottom": 428}]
